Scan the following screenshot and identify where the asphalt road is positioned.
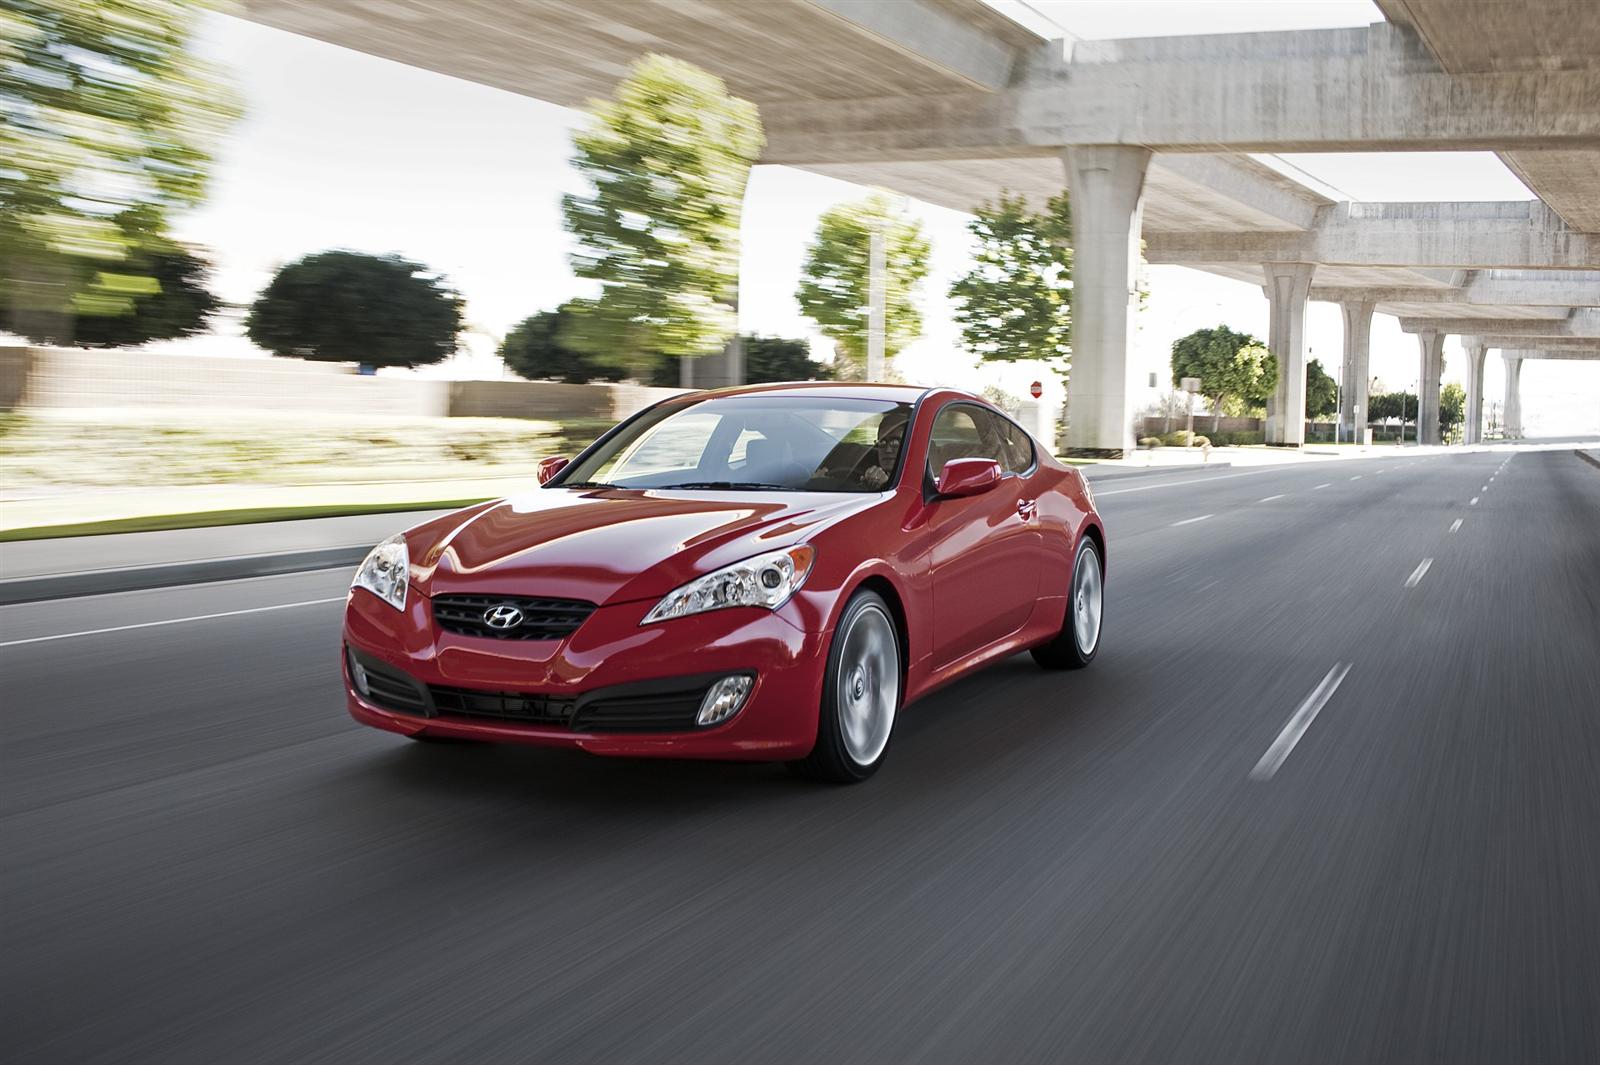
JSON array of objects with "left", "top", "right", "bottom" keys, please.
[{"left": 5, "top": 445, "right": 1599, "bottom": 1064}]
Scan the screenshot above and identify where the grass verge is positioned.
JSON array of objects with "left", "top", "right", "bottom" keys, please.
[{"left": 0, "top": 498, "right": 496, "bottom": 542}]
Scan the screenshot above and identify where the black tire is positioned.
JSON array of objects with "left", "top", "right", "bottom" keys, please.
[
  {"left": 1031, "top": 535, "right": 1103, "bottom": 671},
  {"left": 789, "top": 590, "right": 901, "bottom": 783}
]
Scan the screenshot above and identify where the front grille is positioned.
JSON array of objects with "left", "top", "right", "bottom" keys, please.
[
  {"left": 432, "top": 594, "right": 597, "bottom": 641},
  {"left": 349, "top": 645, "right": 732, "bottom": 734},
  {"left": 428, "top": 685, "right": 575, "bottom": 725}
]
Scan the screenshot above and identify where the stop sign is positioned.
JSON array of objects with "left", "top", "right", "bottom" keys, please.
[{"left": 1029, "top": 380, "right": 1043, "bottom": 399}]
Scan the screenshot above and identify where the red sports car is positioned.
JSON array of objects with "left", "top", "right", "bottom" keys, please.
[{"left": 343, "top": 383, "right": 1105, "bottom": 782}]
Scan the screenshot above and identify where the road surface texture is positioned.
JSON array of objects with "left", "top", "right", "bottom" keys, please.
[{"left": 5, "top": 445, "right": 1598, "bottom": 1063}]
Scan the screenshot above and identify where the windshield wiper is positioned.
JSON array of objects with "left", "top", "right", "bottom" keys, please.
[
  {"left": 653, "top": 480, "right": 796, "bottom": 490},
  {"left": 555, "top": 480, "right": 617, "bottom": 489}
]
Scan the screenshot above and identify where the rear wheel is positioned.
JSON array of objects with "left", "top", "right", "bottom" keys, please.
[
  {"left": 1031, "top": 536, "right": 1102, "bottom": 670},
  {"left": 790, "top": 590, "right": 901, "bottom": 783}
]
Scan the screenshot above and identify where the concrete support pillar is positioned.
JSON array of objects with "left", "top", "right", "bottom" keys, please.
[
  {"left": 1503, "top": 353, "right": 1524, "bottom": 439},
  {"left": 1061, "top": 145, "right": 1152, "bottom": 457},
  {"left": 1262, "top": 262, "right": 1317, "bottom": 447},
  {"left": 1462, "top": 337, "right": 1489, "bottom": 445},
  {"left": 1416, "top": 330, "right": 1445, "bottom": 445},
  {"left": 1339, "top": 300, "right": 1375, "bottom": 445}
]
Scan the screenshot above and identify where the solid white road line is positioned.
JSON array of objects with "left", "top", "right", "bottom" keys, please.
[
  {"left": 1259, "top": 494, "right": 1285, "bottom": 502},
  {"left": 1405, "top": 558, "right": 1434, "bottom": 588},
  {"left": 1093, "top": 467, "right": 1290, "bottom": 496},
  {"left": 0, "top": 597, "right": 346, "bottom": 648},
  {"left": 1250, "top": 663, "right": 1353, "bottom": 781},
  {"left": 1450, "top": 518, "right": 1464, "bottom": 533},
  {"left": 1172, "top": 514, "right": 1214, "bottom": 526}
]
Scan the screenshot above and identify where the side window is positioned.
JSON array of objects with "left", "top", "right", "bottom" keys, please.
[
  {"left": 991, "top": 413, "right": 1035, "bottom": 474},
  {"left": 926, "top": 404, "right": 1002, "bottom": 478}
]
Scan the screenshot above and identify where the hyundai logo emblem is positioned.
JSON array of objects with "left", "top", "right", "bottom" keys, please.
[{"left": 482, "top": 604, "right": 524, "bottom": 630}]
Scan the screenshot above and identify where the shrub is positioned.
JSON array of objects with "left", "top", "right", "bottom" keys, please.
[{"left": 1138, "top": 436, "right": 1162, "bottom": 450}]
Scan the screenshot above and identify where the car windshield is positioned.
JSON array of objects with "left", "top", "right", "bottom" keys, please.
[{"left": 556, "top": 395, "right": 914, "bottom": 493}]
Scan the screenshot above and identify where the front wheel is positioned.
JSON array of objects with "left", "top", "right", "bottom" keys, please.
[
  {"left": 790, "top": 590, "right": 901, "bottom": 783},
  {"left": 1031, "top": 535, "right": 1103, "bottom": 670}
]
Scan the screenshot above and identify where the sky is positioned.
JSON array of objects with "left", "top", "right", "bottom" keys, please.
[{"left": 155, "top": 1, "right": 1598, "bottom": 435}]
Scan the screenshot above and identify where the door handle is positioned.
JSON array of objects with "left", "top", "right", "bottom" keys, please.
[{"left": 1016, "top": 498, "right": 1037, "bottom": 521}]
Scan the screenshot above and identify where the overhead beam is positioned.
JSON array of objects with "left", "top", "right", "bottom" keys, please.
[
  {"left": 1468, "top": 335, "right": 1600, "bottom": 353},
  {"left": 762, "top": 23, "right": 1600, "bottom": 162},
  {"left": 806, "top": 0, "right": 1025, "bottom": 92},
  {"left": 1309, "top": 272, "right": 1600, "bottom": 306},
  {"left": 1145, "top": 202, "right": 1597, "bottom": 269},
  {"left": 1398, "top": 309, "right": 1600, "bottom": 337}
]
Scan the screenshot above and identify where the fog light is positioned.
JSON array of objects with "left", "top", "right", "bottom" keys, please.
[
  {"left": 697, "top": 674, "right": 754, "bottom": 727},
  {"left": 347, "top": 648, "right": 371, "bottom": 697}
]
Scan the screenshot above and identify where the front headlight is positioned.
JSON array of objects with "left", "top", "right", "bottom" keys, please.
[
  {"left": 352, "top": 534, "right": 409, "bottom": 612},
  {"left": 642, "top": 545, "right": 815, "bottom": 625}
]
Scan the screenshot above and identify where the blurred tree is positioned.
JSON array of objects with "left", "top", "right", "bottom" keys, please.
[
  {"left": 796, "top": 194, "right": 930, "bottom": 380},
  {"left": 1305, "top": 358, "right": 1338, "bottom": 419},
  {"left": 1170, "top": 325, "right": 1273, "bottom": 427},
  {"left": 1440, "top": 381, "right": 1465, "bottom": 433},
  {"left": 246, "top": 251, "right": 463, "bottom": 368},
  {"left": 744, "top": 335, "right": 833, "bottom": 383},
  {"left": 561, "top": 54, "right": 762, "bottom": 377},
  {"left": 1, "top": 213, "right": 220, "bottom": 347},
  {"left": 0, "top": 0, "right": 239, "bottom": 343},
  {"left": 647, "top": 335, "right": 830, "bottom": 386},
  {"left": 949, "top": 192, "right": 1072, "bottom": 368},
  {"left": 500, "top": 302, "right": 626, "bottom": 384}
]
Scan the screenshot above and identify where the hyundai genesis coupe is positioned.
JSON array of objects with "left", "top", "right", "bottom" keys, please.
[{"left": 343, "top": 383, "right": 1106, "bottom": 782}]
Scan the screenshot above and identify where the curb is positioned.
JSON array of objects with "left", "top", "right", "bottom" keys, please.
[
  {"left": 1577, "top": 449, "right": 1600, "bottom": 472},
  {"left": 0, "top": 544, "right": 372, "bottom": 606},
  {"left": 1083, "top": 461, "right": 1233, "bottom": 482}
]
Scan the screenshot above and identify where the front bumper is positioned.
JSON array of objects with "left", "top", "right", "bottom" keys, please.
[{"left": 342, "top": 586, "right": 831, "bottom": 759}]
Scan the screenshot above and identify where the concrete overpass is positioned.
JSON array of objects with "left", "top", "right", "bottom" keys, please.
[{"left": 241, "top": 0, "right": 1600, "bottom": 453}]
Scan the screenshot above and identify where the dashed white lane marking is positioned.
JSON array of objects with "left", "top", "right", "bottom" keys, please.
[
  {"left": 1250, "top": 663, "right": 1353, "bottom": 781},
  {"left": 1450, "top": 518, "right": 1464, "bottom": 533},
  {"left": 0, "top": 597, "right": 346, "bottom": 648},
  {"left": 1259, "top": 494, "right": 1285, "bottom": 502},
  {"left": 1349, "top": 475, "right": 1362, "bottom": 481},
  {"left": 1314, "top": 483, "right": 1332, "bottom": 490},
  {"left": 1470, "top": 497, "right": 1480, "bottom": 506},
  {"left": 1172, "top": 514, "right": 1214, "bottom": 527},
  {"left": 1405, "top": 558, "right": 1434, "bottom": 588}
]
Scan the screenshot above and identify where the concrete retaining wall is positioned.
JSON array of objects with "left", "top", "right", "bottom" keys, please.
[{"left": 0, "top": 346, "right": 683, "bottom": 422}]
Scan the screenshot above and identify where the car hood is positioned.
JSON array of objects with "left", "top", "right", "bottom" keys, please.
[{"left": 408, "top": 488, "right": 878, "bottom": 605}]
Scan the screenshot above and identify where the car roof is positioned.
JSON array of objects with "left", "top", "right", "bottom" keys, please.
[{"left": 689, "top": 381, "right": 941, "bottom": 404}]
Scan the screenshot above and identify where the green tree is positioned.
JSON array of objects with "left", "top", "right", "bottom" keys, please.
[
  {"left": 561, "top": 54, "right": 763, "bottom": 377},
  {"left": 949, "top": 192, "right": 1072, "bottom": 368},
  {"left": 796, "top": 194, "right": 930, "bottom": 380},
  {"left": 1440, "top": 381, "right": 1465, "bottom": 435},
  {"left": 647, "top": 335, "right": 831, "bottom": 387},
  {"left": 1305, "top": 358, "right": 1338, "bottom": 419},
  {"left": 246, "top": 251, "right": 463, "bottom": 368},
  {"left": 1170, "top": 325, "right": 1273, "bottom": 427},
  {"left": 1, "top": 0, "right": 238, "bottom": 342},
  {"left": 744, "top": 335, "right": 833, "bottom": 383},
  {"left": 500, "top": 302, "right": 625, "bottom": 384}
]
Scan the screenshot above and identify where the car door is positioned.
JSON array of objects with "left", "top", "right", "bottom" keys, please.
[{"left": 922, "top": 403, "right": 1043, "bottom": 669}]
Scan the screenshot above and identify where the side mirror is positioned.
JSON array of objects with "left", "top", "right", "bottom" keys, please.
[
  {"left": 935, "top": 457, "right": 1002, "bottom": 498},
  {"left": 536, "top": 455, "right": 571, "bottom": 486}
]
